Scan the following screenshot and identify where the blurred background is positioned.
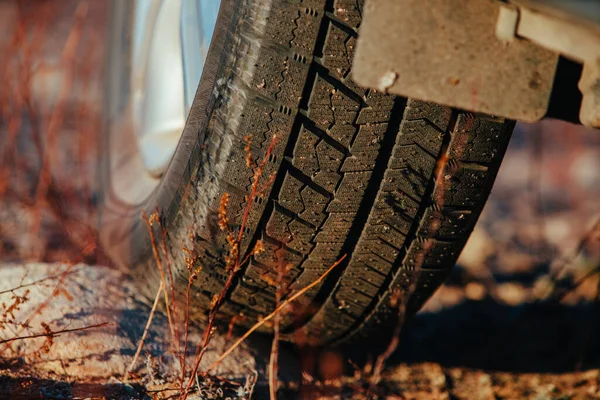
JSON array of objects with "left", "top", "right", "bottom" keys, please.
[
  {"left": 1, "top": 0, "right": 600, "bottom": 398},
  {"left": 0, "top": 0, "right": 105, "bottom": 263}
]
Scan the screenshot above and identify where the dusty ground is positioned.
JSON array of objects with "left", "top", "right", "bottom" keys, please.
[
  {"left": 1, "top": 0, "right": 600, "bottom": 399},
  {"left": 0, "top": 263, "right": 261, "bottom": 399}
]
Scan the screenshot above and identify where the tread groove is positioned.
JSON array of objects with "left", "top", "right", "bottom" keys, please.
[{"left": 283, "top": 160, "right": 334, "bottom": 198}]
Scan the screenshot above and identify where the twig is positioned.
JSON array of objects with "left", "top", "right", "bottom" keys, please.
[
  {"left": 0, "top": 256, "right": 87, "bottom": 355},
  {"left": 0, "top": 322, "right": 110, "bottom": 345},
  {"left": 158, "top": 217, "right": 180, "bottom": 356},
  {"left": 244, "top": 370, "right": 258, "bottom": 400},
  {"left": 549, "top": 217, "right": 600, "bottom": 290},
  {"left": 0, "top": 268, "right": 80, "bottom": 296},
  {"left": 180, "top": 265, "right": 200, "bottom": 390},
  {"left": 268, "top": 257, "right": 285, "bottom": 400},
  {"left": 127, "top": 281, "right": 165, "bottom": 379},
  {"left": 142, "top": 211, "right": 177, "bottom": 348},
  {"left": 205, "top": 255, "right": 346, "bottom": 372},
  {"left": 181, "top": 136, "right": 279, "bottom": 399},
  {"left": 370, "top": 124, "right": 456, "bottom": 386},
  {"left": 225, "top": 315, "right": 243, "bottom": 342},
  {"left": 554, "top": 262, "right": 600, "bottom": 303},
  {"left": 370, "top": 276, "right": 419, "bottom": 386}
]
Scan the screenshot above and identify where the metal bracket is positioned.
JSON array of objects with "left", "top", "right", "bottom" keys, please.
[
  {"left": 354, "top": 0, "right": 600, "bottom": 127},
  {"left": 353, "top": 0, "right": 559, "bottom": 123},
  {"left": 510, "top": 1, "right": 600, "bottom": 126}
]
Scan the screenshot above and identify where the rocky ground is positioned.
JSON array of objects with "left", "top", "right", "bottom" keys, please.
[{"left": 1, "top": 0, "right": 600, "bottom": 399}]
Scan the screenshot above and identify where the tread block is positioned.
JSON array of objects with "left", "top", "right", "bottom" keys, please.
[
  {"left": 389, "top": 144, "right": 437, "bottom": 177},
  {"left": 372, "top": 189, "right": 419, "bottom": 219},
  {"left": 327, "top": 172, "right": 370, "bottom": 212},
  {"left": 403, "top": 239, "right": 460, "bottom": 270},
  {"left": 308, "top": 75, "right": 361, "bottom": 146},
  {"left": 313, "top": 140, "right": 345, "bottom": 192},
  {"left": 273, "top": 173, "right": 329, "bottom": 248},
  {"left": 333, "top": 287, "right": 372, "bottom": 315},
  {"left": 278, "top": 174, "right": 305, "bottom": 215},
  {"left": 265, "top": 207, "right": 314, "bottom": 254},
  {"left": 350, "top": 280, "right": 380, "bottom": 298},
  {"left": 332, "top": 0, "right": 362, "bottom": 29},
  {"left": 341, "top": 123, "right": 387, "bottom": 172},
  {"left": 396, "top": 119, "right": 444, "bottom": 156},
  {"left": 355, "top": 91, "right": 395, "bottom": 124},
  {"left": 253, "top": 238, "right": 283, "bottom": 265},
  {"left": 349, "top": 123, "right": 387, "bottom": 152},
  {"left": 299, "top": 185, "right": 329, "bottom": 226},
  {"left": 437, "top": 166, "right": 491, "bottom": 207},
  {"left": 319, "top": 303, "right": 356, "bottom": 331},
  {"left": 363, "top": 223, "right": 408, "bottom": 249},
  {"left": 404, "top": 100, "right": 452, "bottom": 129},
  {"left": 291, "top": 5, "right": 323, "bottom": 56},
  {"left": 223, "top": 141, "right": 255, "bottom": 189},
  {"left": 381, "top": 169, "right": 428, "bottom": 201},
  {"left": 242, "top": 263, "right": 270, "bottom": 290},
  {"left": 370, "top": 210, "right": 414, "bottom": 237},
  {"left": 360, "top": 239, "right": 400, "bottom": 263},
  {"left": 251, "top": 49, "right": 291, "bottom": 101},
  {"left": 306, "top": 242, "right": 344, "bottom": 265},
  {"left": 251, "top": 47, "right": 311, "bottom": 108},
  {"left": 237, "top": 100, "right": 295, "bottom": 152},
  {"left": 419, "top": 208, "right": 473, "bottom": 238},
  {"left": 292, "top": 125, "right": 345, "bottom": 193},
  {"left": 287, "top": 218, "right": 316, "bottom": 253},
  {"left": 265, "top": 2, "right": 323, "bottom": 57},
  {"left": 449, "top": 115, "right": 508, "bottom": 163},
  {"left": 349, "top": 265, "right": 386, "bottom": 287},
  {"left": 277, "top": 57, "right": 312, "bottom": 107},
  {"left": 314, "top": 212, "right": 354, "bottom": 243},
  {"left": 322, "top": 22, "right": 362, "bottom": 91},
  {"left": 293, "top": 126, "right": 320, "bottom": 173},
  {"left": 354, "top": 252, "right": 393, "bottom": 276}
]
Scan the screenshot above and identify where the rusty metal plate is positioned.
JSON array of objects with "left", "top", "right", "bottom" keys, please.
[{"left": 353, "top": 0, "right": 559, "bottom": 122}]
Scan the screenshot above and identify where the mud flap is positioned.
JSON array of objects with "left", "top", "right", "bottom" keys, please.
[{"left": 352, "top": 0, "right": 559, "bottom": 122}]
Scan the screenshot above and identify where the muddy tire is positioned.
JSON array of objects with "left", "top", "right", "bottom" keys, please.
[{"left": 99, "top": 0, "right": 514, "bottom": 345}]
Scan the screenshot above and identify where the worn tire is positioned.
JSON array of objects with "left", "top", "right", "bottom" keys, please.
[{"left": 100, "top": 0, "right": 515, "bottom": 345}]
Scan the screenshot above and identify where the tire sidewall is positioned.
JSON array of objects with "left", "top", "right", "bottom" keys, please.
[{"left": 99, "top": 0, "right": 241, "bottom": 271}]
